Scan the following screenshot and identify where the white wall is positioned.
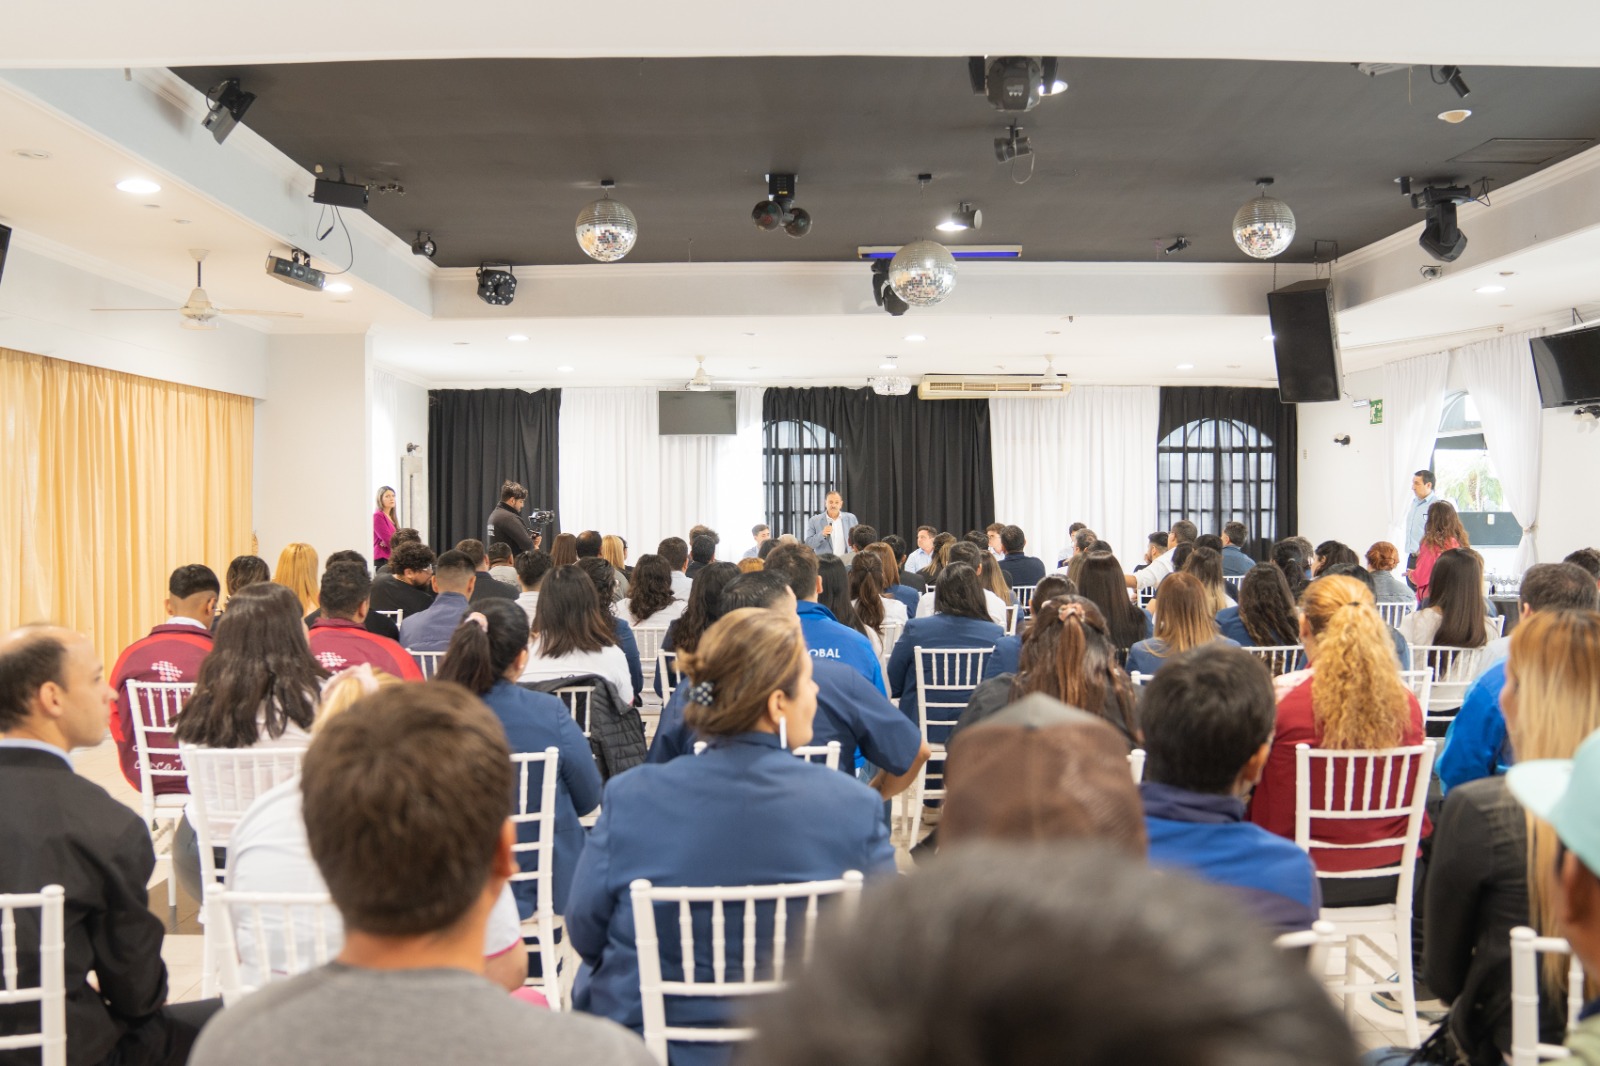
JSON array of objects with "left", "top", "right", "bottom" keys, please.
[
  {"left": 1535, "top": 407, "right": 1600, "bottom": 560},
  {"left": 1294, "top": 368, "right": 1390, "bottom": 550},
  {"left": 369, "top": 367, "right": 430, "bottom": 539},
  {"left": 253, "top": 333, "right": 372, "bottom": 570}
]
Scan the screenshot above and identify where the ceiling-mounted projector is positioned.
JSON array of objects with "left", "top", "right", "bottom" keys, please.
[{"left": 265, "top": 250, "right": 326, "bottom": 291}]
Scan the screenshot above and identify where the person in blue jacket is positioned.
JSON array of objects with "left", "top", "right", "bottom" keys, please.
[
  {"left": 565, "top": 607, "right": 896, "bottom": 1065},
  {"left": 981, "top": 574, "right": 1075, "bottom": 679},
  {"left": 765, "top": 541, "right": 886, "bottom": 694},
  {"left": 1125, "top": 573, "right": 1239, "bottom": 678},
  {"left": 434, "top": 599, "right": 602, "bottom": 918},
  {"left": 885, "top": 563, "right": 1004, "bottom": 732}
]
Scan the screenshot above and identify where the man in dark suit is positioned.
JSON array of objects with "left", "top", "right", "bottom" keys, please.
[{"left": 0, "top": 625, "right": 219, "bottom": 1064}]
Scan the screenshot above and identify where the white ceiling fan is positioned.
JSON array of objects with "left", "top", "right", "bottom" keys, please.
[{"left": 91, "top": 249, "right": 304, "bottom": 330}]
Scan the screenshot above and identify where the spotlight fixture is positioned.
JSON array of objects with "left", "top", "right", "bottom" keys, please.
[
  {"left": 870, "top": 260, "right": 909, "bottom": 317},
  {"left": 411, "top": 231, "right": 436, "bottom": 258},
  {"left": 751, "top": 173, "right": 811, "bottom": 238},
  {"left": 1410, "top": 185, "right": 1473, "bottom": 263},
  {"left": 1232, "top": 178, "right": 1296, "bottom": 259},
  {"left": 1164, "top": 237, "right": 1191, "bottom": 255},
  {"left": 202, "top": 78, "right": 255, "bottom": 145},
  {"left": 967, "top": 57, "right": 1064, "bottom": 112},
  {"left": 575, "top": 180, "right": 639, "bottom": 262},
  {"left": 476, "top": 263, "right": 517, "bottom": 306},
  {"left": 1574, "top": 404, "right": 1600, "bottom": 421},
  {"left": 1436, "top": 65, "right": 1471, "bottom": 99},
  {"left": 994, "top": 123, "right": 1032, "bottom": 163},
  {"left": 936, "top": 202, "right": 983, "bottom": 233}
]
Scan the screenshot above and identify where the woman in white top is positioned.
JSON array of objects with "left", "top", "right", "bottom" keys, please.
[
  {"left": 915, "top": 542, "right": 1008, "bottom": 625},
  {"left": 172, "top": 581, "right": 323, "bottom": 905},
  {"left": 614, "top": 553, "right": 687, "bottom": 630},
  {"left": 1397, "top": 548, "right": 1496, "bottom": 721},
  {"left": 521, "top": 564, "right": 635, "bottom": 703}
]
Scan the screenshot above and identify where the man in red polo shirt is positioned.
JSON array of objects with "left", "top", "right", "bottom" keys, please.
[
  {"left": 109, "top": 563, "right": 219, "bottom": 794},
  {"left": 307, "top": 562, "right": 425, "bottom": 680}
]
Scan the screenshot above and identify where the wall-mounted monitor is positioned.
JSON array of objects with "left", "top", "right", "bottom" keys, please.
[
  {"left": 659, "top": 390, "right": 738, "bottom": 435},
  {"left": 1531, "top": 323, "right": 1600, "bottom": 408}
]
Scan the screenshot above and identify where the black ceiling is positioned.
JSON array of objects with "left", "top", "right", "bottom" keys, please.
[{"left": 175, "top": 57, "right": 1600, "bottom": 268}]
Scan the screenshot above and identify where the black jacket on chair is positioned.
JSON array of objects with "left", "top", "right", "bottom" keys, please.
[{"left": 520, "top": 674, "right": 647, "bottom": 781}]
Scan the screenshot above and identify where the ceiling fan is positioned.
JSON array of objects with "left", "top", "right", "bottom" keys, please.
[{"left": 91, "top": 250, "right": 304, "bottom": 330}]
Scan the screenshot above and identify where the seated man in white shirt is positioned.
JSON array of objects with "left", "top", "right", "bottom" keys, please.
[
  {"left": 657, "top": 536, "right": 693, "bottom": 600},
  {"left": 1126, "top": 520, "right": 1197, "bottom": 593}
]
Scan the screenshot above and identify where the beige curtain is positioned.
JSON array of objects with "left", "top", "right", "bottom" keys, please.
[{"left": 0, "top": 348, "right": 254, "bottom": 666}]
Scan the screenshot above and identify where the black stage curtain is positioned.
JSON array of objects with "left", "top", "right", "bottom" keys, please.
[
  {"left": 762, "top": 387, "right": 994, "bottom": 543},
  {"left": 1157, "top": 387, "right": 1297, "bottom": 559},
  {"left": 428, "top": 388, "right": 561, "bottom": 552}
]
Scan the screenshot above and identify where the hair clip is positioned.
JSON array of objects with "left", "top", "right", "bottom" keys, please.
[
  {"left": 465, "top": 612, "right": 489, "bottom": 632},
  {"left": 1057, "top": 602, "right": 1086, "bottom": 622},
  {"left": 688, "top": 679, "right": 716, "bottom": 705}
]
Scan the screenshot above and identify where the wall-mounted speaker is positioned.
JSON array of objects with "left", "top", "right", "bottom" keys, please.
[
  {"left": 1267, "top": 278, "right": 1342, "bottom": 403},
  {"left": 0, "top": 223, "right": 11, "bottom": 289}
]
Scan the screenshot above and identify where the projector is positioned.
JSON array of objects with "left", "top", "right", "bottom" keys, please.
[
  {"left": 312, "top": 178, "right": 370, "bottom": 210},
  {"left": 265, "top": 253, "right": 326, "bottom": 291}
]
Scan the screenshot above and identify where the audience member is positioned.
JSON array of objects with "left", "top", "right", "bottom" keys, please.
[
  {"left": 984, "top": 523, "right": 1006, "bottom": 557},
  {"left": 0, "top": 625, "right": 222, "bottom": 1065},
  {"left": 549, "top": 532, "right": 579, "bottom": 568},
  {"left": 757, "top": 536, "right": 781, "bottom": 562},
  {"left": 437, "top": 600, "right": 603, "bottom": 917},
  {"left": 454, "top": 538, "right": 518, "bottom": 604},
  {"left": 818, "top": 554, "right": 871, "bottom": 651},
  {"left": 220, "top": 554, "right": 271, "bottom": 616},
  {"left": 904, "top": 525, "right": 936, "bottom": 574},
  {"left": 737, "top": 557, "right": 764, "bottom": 573},
  {"left": 1217, "top": 563, "right": 1300, "bottom": 650},
  {"left": 189, "top": 683, "right": 651, "bottom": 1066},
  {"left": 365, "top": 540, "right": 436, "bottom": 641},
  {"left": 1366, "top": 541, "right": 1413, "bottom": 602},
  {"left": 845, "top": 523, "right": 878, "bottom": 565},
  {"left": 1564, "top": 547, "right": 1600, "bottom": 586},
  {"left": 486, "top": 542, "right": 518, "bottom": 586},
  {"left": 273, "top": 542, "right": 320, "bottom": 617},
  {"left": 659, "top": 562, "right": 741, "bottom": 697},
  {"left": 767, "top": 542, "right": 887, "bottom": 693},
  {"left": 575, "top": 530, "right": 603, "bottom": 559},
  {"left": 1078, "top": 551, "right": 1151, "bottom": 660},
  {"left": 1182, "top": 545, "right": 1236, "bottom": 615},
  {"left": 171, "top": 582, "right": 325, "bottom": 906},
  {"left": 850, "top": 550, "right": 903, "bottom": 638},
  {"left": 109, "top": 563, "right": 218, "bottom": 794},
  {"left": 977, "top": 543, "right": 1013, "bottom": 606},
  {"left": 1126, "top": 572, "right": 1238, "bottom": 676},
  {"left": 299, "top": 550, "right": 365, "bottom": 626},
  {"left": 942, "top": 697, "right": 1146, "bottom": 851},
  {"left": 1409, "top": 501, "right": 1469, "bottom": 604},
  {"left": 743, "top": 844, "right": 1359, "bottom": 1066},
  {"left": 868, "top": 541, "right": 919, "bottom": 612},
  {"left": 566, "top": 609, "right": 895, "bottom": 1058},
  {"left": 513, "top": 547, "right": 554, "bottom": 623},
  {"left": 521, "top": 566, "right": 634, "bottom": 704},
  {"left": 1312, "top": 540, "right": 1360, "bottom": 577},
  {"left": 306, "top": 563, "right": 424, "bottom": 680},
  {"left": 578, "top": 557, "right": 644, "bottom": 701},
  {"left": 1272, "top": 540, "right": 1311, "bottom": 601},
  {"left": 657, "top": 537, "right": 692, "bottom": 599},
  {"left": 1195, "top": 533, "right": 1224, "bottom": 554},
  {"left": 881, "top": 534, "right": 926, "bottom": 595},
  {"left": 617, "top": 553, "right": 686, "bottom": 629},
  {"left": 1138, "top": 645, "right": 1320, "bottom": 933},
  {"left": 397, "top": 549, "right": 475, "bottom": 652},
  {"left": 600, "top": 534, "right": 630, "bottom": 581},
  {"left": 960, "top": 595, "right": 1138, "bottom": 748},
  {"left": 1128, "top": 519, "right": 1196, "bottom": 592},
  {"left": 997, "top": 525, "right": 1046, "bottom": 588},
  {"left": 686, "top": 534, "right": 717, "bottom": 577},
  {"left": 1319, "top": 563, "right": 1415, "bottom": 672},
  {"left": 375, "top": 529, "right": 420, "bottom": 576},
  {"left": 978, "top": 574, "right": 1074, "bottom": 679},
  {"left": 742, "top": 523, "right": 770, "bottom": 560},
  {"left": 921, "top": 532, "right": 956, "bottom": 580},
  {"left": 915, "top": 542, "right": 1008, "bottom": 625},
  {"left": 887, "top": 563, "right": 1004, "bottom": 725},
  {"left": 1438, "top": 563, "right": 1598, "bottom": 791},
  {"left": 1248, "top": 575, "right": 1425, "bottom": 906},
  {"left": 1220, "top": 521, "right": 1254, "bottom": 576},
  {"left": 372, "top": 486, "right": 398, "bottom": 568},
  {"left": 1132, "top": 530, "right": 1169, "bottom": 574},
  {"left": 1400, "top": 548, "right": 1494, "bottom": 732}
]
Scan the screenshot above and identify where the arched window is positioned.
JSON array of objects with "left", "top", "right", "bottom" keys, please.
[
  {"left": 1431, "top": 391, "right": 1518, "bottom": 546},
  {"left": 1157, "top": 418, "right": 1277, "bottom": 546},
  {"left": 762, "top": 418, "right": 842, "bottom": 539}
]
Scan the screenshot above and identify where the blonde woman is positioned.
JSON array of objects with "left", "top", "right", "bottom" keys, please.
[
  {"left": 1182, "top": 546, "right": 1236, "bottom": 617},
  {"left": 1125, "top": 573, "right": 1237, "bottom": 676},
  {"left": 274, "top": 542, "right": 320, "bottom": 617},
  {"left": 599, "top": 535, "right": 630, "bottom": 603},
  {"left": 1248, "top": 575, "right": 1424, "bottom": 905}
]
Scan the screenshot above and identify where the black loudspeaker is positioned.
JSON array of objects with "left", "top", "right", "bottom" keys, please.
[
  {"left": 0, "top": 223, "right": 10, "bottom": 289},
  {"left": 1267, "top": 278, "right": 1343, "bottom": 403}
]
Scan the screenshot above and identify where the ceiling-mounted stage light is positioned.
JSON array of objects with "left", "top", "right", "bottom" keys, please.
[
  {"left": 1232, "top": 178, "right": 1297, "bottom": 259},
  {"left": 968, "top": 57, "right": 1063, "bottom": 112},
  {"left": 994, "top": 122, "right": 1032, "bottom": 163},
  {"left": 576, "top": 179, "right": 638, "bottom": 262},
  {"left": 202, "top": 78, "right": 255, "bottom": 145},
  {"left": 1411, "top": 184, "right": 1473, "bottom": 262},
  {"left": 889, "top": 240, "right": 957, "bottom": 307},
  {"left": 936, "top": 202, "right": 983, "bottom": 233},
  {"left": 476, "top": 263, "right": 517, "bottom": 306},
  {"left": 1436, "top": 65, "right": 1471, "bottom": 99},
  {"left": 411, "top": 231, "right": 436, "bottom": 258},
  {"left": 871, "top": 260, "right": 910, "bottom": 317},
  {"left": 751, "top": 173, "right": 811, "bottom": 238},
  {"left": 1164, "top": 237, "right": 1191, "bottom": 255}
]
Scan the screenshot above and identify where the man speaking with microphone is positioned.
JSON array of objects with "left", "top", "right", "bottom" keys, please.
[
  {"left": 804, "top": 490, "right": 858, "bottom": 557},
  {"left": 486, "top": 480, "right": 535, "bottom": 555}
]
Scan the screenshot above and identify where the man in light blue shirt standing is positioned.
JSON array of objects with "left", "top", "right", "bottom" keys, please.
[{"left": 1404, "top": 469, "right": 1438, "bottom": 575}]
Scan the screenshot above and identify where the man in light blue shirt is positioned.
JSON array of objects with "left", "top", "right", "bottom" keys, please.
[
  {"left": 1404, "top": 469, "right": 1438, "bottom": 567},
  {"left": 904, "top": 526, "right": 936, "bottom": 574},
  {"left": 398, "top": 549, "right": 475, "bottom": 651}
]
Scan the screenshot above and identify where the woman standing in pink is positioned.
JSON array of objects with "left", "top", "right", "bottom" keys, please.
[
  {"left": 373, "top": 485, "right": 398, "bottom": 567},
  {"left": 1406, "top": 500, "right": 1467, "bottom": 605}
]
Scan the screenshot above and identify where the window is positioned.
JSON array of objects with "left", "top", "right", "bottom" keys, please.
[
  {"left": 1157, "top": 418, "right": 1277, "bottom": 546},
  {"left": 762, "top": 418, "right": 841, "bottom": 538},
  {"left": 1430, "top": 391, "right": 1519, "bottom": 547}
]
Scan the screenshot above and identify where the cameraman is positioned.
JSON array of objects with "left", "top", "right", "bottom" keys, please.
[{"left": 487, "top": 479, "right": 535, "bottom": 555}]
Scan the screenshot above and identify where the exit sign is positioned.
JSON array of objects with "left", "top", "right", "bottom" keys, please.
[{"left": 1369, "top": 399, "right": 1384, "bottom": 425}]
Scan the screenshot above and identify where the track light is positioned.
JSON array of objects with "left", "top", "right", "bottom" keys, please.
[
  {"left": 870, "top": 260, "right": 909, "bottom": 317},
  {"left": 1164, "top": 237, "right": 1191, "bottom": 255},
  {"left": 936, "top": 202, "right": 983, "bottom": 233},
  {"left": 1410, "top": 185, "right": 1473, "bottom": 263},
  {"left": 202, "top": 78, "right": 255, "bottom": 145},
  {"left": 751, "top": 173, "right": 811, "bottom": 238},
  {"left": 994, "top": 123, "right": 1032, "bottom": 163},
  {"left": 1437, "top": 65, "right": 1471, "bottom": 99},
  {"left": 476, "top": 263, "right": 517, "bottom": 306},
  {"left": 411, "top": 231, "right": 436, "bottom": 258}
]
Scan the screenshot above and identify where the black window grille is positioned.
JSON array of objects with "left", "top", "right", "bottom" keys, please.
[
  {"left": 763, "top": 418, "right": 842, "bottom": 539},
  {"left": 1156, "top": 418, "right": 1278, "bottom": 545}
]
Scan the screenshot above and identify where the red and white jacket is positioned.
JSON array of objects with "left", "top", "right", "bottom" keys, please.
[
  {"left": 109, "top": 622, "right": 213, "bottom": 795},
  {"left": 307, "top": 618, "right": 425, "bottom": 681}
]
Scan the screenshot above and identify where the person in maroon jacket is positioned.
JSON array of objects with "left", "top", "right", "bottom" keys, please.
[
  {"left": 108, "top": 564, "right": 219, "bottom": 794},
  {"left": 307, "top": 563, "right": 425, "bottom": 681}
]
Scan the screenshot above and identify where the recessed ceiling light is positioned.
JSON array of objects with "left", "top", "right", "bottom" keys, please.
[
  {"left": 142, "top": 203, "right": 161, "bottom": 209},
  {"left": 1475, "top": 284, "right": 1506, "bottom": 294},
  {"left": 1438, "top": 109, "right": 1472, "bottom": 124},
  {"left": 904, "top": 334, "right": 926, "bottom": 342},
  {"left": 115, "top": 178, "right": 161, "bottom": 195},
  {"left": 452, "top": 340, "right": 470, "bottom": 346},
  {"left": 325, "top": 281, "right": 353, "bottom": 294},
  {"left": 742, "top": 331, "right": 757, "bottom": 337},
  {"left": 1176, "top": 363, "right": 1195, "bottom": 370},
  {"left": 1498, "top": 271, "right": 1516, "bottom": 277},
  {"left": 879, "top": 360, "right": 898, "bottom": 370},
  {"left": 557, "top": 365, "right": 574, "bottom": 373},
  {"left": 507, "top": 334, "right": 529, "bottom": 342},
  {"left": 1044, "top": 330, "right": 1060, "bottom": 335},
  {"left": 13, "top": 149, "right": 51, "bottom": 160},
  {"left": 174, "top": 218, "right": 192, "bottom": 225}
]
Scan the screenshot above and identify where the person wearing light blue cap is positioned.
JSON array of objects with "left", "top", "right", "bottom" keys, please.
[{"left": 1508, "top": 729, "right": 1600, "bottom": 1064}]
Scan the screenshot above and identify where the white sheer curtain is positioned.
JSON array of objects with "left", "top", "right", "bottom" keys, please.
[
  {"left": 990, "top": 386, "right": 1160, "bottom": 567},
  {"left": 1452, "top": 331, "right": 1543, "bottom": 570},
  {"left": 560, "top": 387, "right": 766, "bottom": 563},
  {"left": 1380, "top": 351, "right": 1451, "bottom": 549}
]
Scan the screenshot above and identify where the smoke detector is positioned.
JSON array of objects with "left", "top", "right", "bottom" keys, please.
[{"left": 686, "top": 355, "right": 713, "bottom": 392}]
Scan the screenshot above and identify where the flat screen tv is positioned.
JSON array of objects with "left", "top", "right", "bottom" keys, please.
[
  {"left": 659, "top": 390, "right": 737, "bottom": 435},
  {"left": 1531, "top": 323, "right": 1600, "bottom": 408}
]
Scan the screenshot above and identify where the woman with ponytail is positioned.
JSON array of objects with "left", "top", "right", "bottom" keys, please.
[
  {"left": 435, "top": 599, "right": 601, "bottom": 918},
  {"left": 565, "top": 608, "right": 895, "bottom": 1059},
  {"left": 959, "top": 594, "right": 1140, "bottom": 748},
  {"left": 1248, "top": 574, "right": 1425, "bottom": 904}
]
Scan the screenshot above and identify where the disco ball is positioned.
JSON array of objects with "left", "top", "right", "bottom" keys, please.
[
  {"left": 888, "top": 240, "right": 957, "bottom": 307},
  {"left": 1232, "top": 192, "right": 1296, "bottom": 259},
  {"left": 575, "top": 197, "right": 638, "bottom": 262}
]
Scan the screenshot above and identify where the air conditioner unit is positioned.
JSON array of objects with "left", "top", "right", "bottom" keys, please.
[{"left": 917, "top": 375, "right": 1072, "bottom": 399}]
